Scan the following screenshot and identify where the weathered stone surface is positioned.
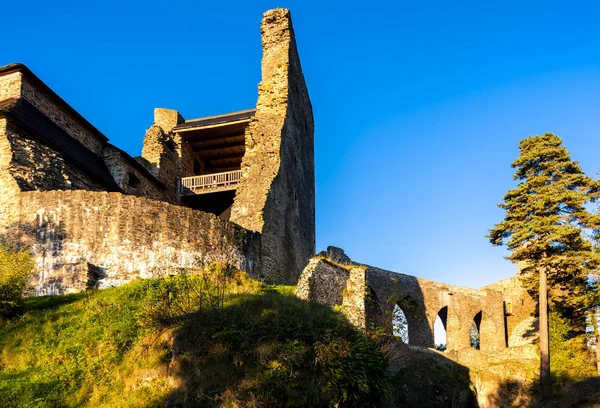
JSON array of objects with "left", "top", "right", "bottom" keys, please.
[
  {"left": 317, "top": 246, "right": 353, "bottom": 265},
  {"left": 103, "top": 144, "right": 173, "bottom": 203},
  {"left": 0, "top": 72, "right": 22, "bottom": 101},
  {"left": 13, "top": 191, "right": 261, "bottom": 295},
  {"left": 5, "top": 121, "right": 105, "bottom": 191},
  {"left": 0, "top": 118, "right": 20, "bottom": 233},
  {"left": 231, "top": 9, "right": 315, "bottom": 284},
  {"left": 297, "top": 251, "right": 540, "bottom": 408},
  {"left": 483, "top": 276, "right": 538, "bottom": 347},
  {"left": 296, "top": 258, "right": 367, "bottom": 328},
  {"left": 141, "top": 108, "right": 184, "bottom": 195}
]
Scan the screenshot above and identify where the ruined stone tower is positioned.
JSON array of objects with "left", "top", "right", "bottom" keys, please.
[{"left": 0, "top": 8, "right": 314, "bottom": 293}]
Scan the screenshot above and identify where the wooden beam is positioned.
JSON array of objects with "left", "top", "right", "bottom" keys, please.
[{"left": 189, "top": 135, "right": 245, "bottom": 150}]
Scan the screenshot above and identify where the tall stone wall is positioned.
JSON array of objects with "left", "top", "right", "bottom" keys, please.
[
  {"left": 12, "top": 190, "right": 260, "bottom": 295},
  {"left": 231, "top": 9, "right": 315, "bottom": 284}
]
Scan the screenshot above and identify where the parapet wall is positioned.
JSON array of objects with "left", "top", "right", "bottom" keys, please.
[{"left": 11, "top": 190, "right": 260, "bottom": 295}]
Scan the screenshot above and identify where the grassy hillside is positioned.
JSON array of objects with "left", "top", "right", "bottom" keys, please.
[{"left": 0, "top": 269, "right": 389, "bottom": 407}]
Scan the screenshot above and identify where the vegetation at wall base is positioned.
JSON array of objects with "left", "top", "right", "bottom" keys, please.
[
  {"left": 0, "top": 268, "right": 389, "bottom": 408},
  {"left": 0, "top": 245, "right": 34, "bottom": 318}
]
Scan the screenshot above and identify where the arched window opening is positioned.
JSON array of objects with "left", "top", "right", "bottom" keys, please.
[
  {"left": 392, "top": 304, "right": 409, "bottom": 344},
  {"left": 435, "top": 306, "right": 448, "bottom": 351},
  {"left": 471, "top": 311, "right": 482, "bottom": 350}
]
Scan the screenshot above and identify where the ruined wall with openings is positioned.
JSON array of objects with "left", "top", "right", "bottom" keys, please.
[
  {"left": 297, "top": 249, "right": 537, "bottom": 354},
  {"left": 12, "top": 190, "right": 261, "bottom": 295},
  {"left": 231, "top": 9, "right": 315, "bottom": 284},
  {"left": 296, "top": 252, "right": 540, "bottom": 408}
]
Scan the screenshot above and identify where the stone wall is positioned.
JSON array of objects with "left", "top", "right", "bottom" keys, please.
[
  {"left": 0, "top": 67, "right": 107, "bottom": 156},
  {"left": 296, "top": 258, "right": 367, "bottom": 328},
  {"left": 141, "top": 108, "right": 185, "bottom": 194},
  {"left": 483, "top": 276, "right": 538, "bottom": 347},
  {"left": 12, "top": 190, "right": 260, "bottom": 295},
  {"left": 297, "top": 253, "right": 528, "bottom": 353},
  {"left": 20, "top": 74, "right": 107, "bottom": 156},
  {"left": 103, "top": 144, "right": 173, "bottom": 203},
  {"left": 0, "top": 71, "right": 21, "bottom": 101},
  {"left": 4, "top": 121, "right": 105, "bottom": 192},
  {"left": 0, "top": 119, "right": 20, "bottom": 232},
  {"left": 367, "top": 266, "right": 507, "bottom": 352},
  {"left": 231, "top": 9, "right": 315, "bottom": 284},
  {"left": 296, "top": 254, "right": 540, "bottom": 408}
]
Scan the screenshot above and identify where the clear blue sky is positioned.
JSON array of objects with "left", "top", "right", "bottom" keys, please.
[{"left": 3, "top": 0, "right": 600, "bottom": 288}]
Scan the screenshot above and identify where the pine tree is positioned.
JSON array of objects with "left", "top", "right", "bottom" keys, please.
[{"left": 488, "top": 133, "right": 599, "bottom": 390}]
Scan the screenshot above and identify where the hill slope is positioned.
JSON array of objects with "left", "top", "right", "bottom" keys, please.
[{"left": 0, "top": 271, "right": 389, "bottom": 407}]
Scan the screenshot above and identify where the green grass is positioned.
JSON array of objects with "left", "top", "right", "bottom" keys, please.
[{"left": 0, "top": 273, "right": 389, "bottom": 407}]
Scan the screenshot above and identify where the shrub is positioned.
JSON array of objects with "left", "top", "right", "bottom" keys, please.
[{"left": 0, "top": 246, "right": 34, "bottom": 316}]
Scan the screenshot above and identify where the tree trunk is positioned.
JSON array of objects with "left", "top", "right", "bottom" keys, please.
[
  {"left": 539, "top": 266, "right": 550, "bottom": 393},
  {"left": 594, "top": 308, "right": 600, "bottom": 375}
]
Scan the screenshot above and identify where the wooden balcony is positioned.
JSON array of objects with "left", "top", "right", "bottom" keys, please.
[{"left": 179, "top": 170, "right": 242, "bottom": 195}]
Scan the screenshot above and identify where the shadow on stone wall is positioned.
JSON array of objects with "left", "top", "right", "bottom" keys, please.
[
  {"left": 366, "top": 268, "right": 437, "bottom": 348},
  {"left": 487, "top": 376, "right": 600, "bottom": 408},
  {"left": 0, "top": 219, "right": 77, "bottom": 295}
]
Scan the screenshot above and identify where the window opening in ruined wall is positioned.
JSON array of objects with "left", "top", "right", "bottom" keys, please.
[
  {"left": 127, "top": 173, "right": 141, "bottom": 190},
  {"left": 392, "top": 304, "right": 409, "bottom": 344},
  {"left": 435, "top": 306, "right": 448, "bottom": 351},
  {"left": 470, "top": 311, "right": 482, "bottom": 350}
]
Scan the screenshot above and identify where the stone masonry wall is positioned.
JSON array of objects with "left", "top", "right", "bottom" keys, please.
[
  {"left": 13, "top": 190, "right": 261, "bottom": 295},
  {"left": 296, "top": 258, "right": 367, "bottom": 328},
  {"left": 231, "top": 9, "right": 315, "bottom": 284},
  {"left": 0, "top": 72, "right": 22, "bottom": 101},
  {"left": 103, "top": 145, "right": 173, "bottom": 203},
  {"left": 0, "top": 119, "right": 20, "bottom": 233},
  {"left": 483, "top": 276, "right": 538, "bottom": 347},
  {"left": 297, "top": 254, "right": 539, "bottom": 408},
  {"left": 298, "top": 254, "right": 508, "bottom": 352},
  {"left": 5, "top": 121, "right": 105, "bottom": 192},
  {"left": 367, "top": 266, "right": 507, "bottom": 352}
]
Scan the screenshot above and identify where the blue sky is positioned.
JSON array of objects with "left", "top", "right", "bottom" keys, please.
[{"left": 3, "top": 0, "right": 600, "bottom": 288}]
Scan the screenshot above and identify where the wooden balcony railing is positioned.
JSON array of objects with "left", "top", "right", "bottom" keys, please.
[{"left": 179, "top": 170, "right": 242, "bottom": 195}]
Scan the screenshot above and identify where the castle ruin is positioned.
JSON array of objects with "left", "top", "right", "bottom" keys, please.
[
  {"left": 0, "top": 8, "right": 541, "bottom": 406},
  {"left": 0, "top": 9, "right": 314, "bottom": 293}
]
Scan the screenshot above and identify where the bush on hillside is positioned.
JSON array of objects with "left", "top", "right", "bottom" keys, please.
[{"left": 0, "top": 245, "right": 34, "bottom": 316}]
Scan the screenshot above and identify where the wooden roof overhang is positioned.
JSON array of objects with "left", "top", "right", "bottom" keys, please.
[{"left": 174, "top": 109, "right": 255, "bottom": 169}]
